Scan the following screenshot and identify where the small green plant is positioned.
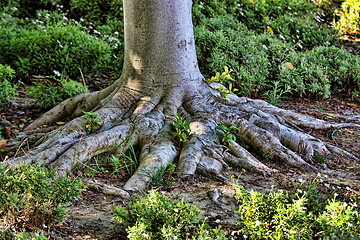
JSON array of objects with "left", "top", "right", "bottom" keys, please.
[
  {"left": 94, "top": 155, "right": 109, "bottom": 174},
  {"left": 207, "top": 66, "right": 238, "bottom": 99},
  {"left": 0, "top": 64, "right": 17, "bottom": 110},
  {"left": 262, "top": 146, "right": 272, "bottom": 160},
  {"left": 312, "top": 153, "right": 329, "bottom": 163},
  {"left": 113, "top": 189, "right": 226, "bottom": 240},
  {"left": 0, "top": 230, "right": 48, "bottom": 240},
  {"left": 0, "top": 163, "right": 84, "bottom": 233},
  {"left": 264, "top": 81, "right": 293, "bottom": 105},
  {"left": 169, "top": 115, "right": 191, "bottom": 145},
  {"left": 216, "top": 125, "right": 239, "bottom": 145},
  {"left": 216, "top": 85, "right": 232, "bottom": 99},
  {"left": 110, "top": 143, "right": 139, "bottom": 176},
  {"left": 206, "top": 66, "right": 233, "bottom": 85},
  {"left": 83, "top": 111, "right": 102, "bottom": 133},
  {"left": 142, "top": 162, "right": 176, "bottom": 189}
]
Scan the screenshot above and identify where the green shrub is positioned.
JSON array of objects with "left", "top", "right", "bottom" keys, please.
[
  {"left": 0, "top": 164, "right": 84, "bottom": 232},
  {"left": 27, "top": 77, "right": 89, "bottom": 109},
  {"left": 194, "top": 9, "right": 359, "bottom": 98},
  {"left": 0, "top": 10, "right": 115, "bottom": 80},
  {"left": 269, "top": 14, "right": 338, "bottom": 49},
  {"left": 114, "top": 190, "right": 226, "bottom": 240},
  {"left": 0, "top": 64, "right": 17, "bottom": 109},
  {"left": 278, "top": 46, "right": 360, "bottom": 97},
  {"left": 335, "top": 0, "right": 360, "bottom": 36},
  {"left": 195, "top": 15, "right": 271, "bottom": 96},
  {"left": 192, "top": 0, "right": 360, "bottom": 99},
  {"left": 0, "top": 230, "right": 48, "bottom": 240},
  {"left": 193, "top": 0, "right": 339, "bottom": 49},
  {"left": 68, "top": 0, "right": 124, "bottom": 27},
  {"left": 235, "top": 183, "right": 360, "bottom": 239}
]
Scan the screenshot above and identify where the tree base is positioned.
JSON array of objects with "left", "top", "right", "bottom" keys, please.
[{"left": 4, "top": 80, "right": 359, "bottom": 193}]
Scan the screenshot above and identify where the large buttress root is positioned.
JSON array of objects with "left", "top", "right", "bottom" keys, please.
[{"left": 4, "top": 81, "right": 360, "bottom": 194}]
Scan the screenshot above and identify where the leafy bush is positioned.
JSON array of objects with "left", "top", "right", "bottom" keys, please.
[
  {"left": 0, "top": 164, "right": 84, "bottom": 232},
  {"left": 27, "top": 78, "right": 89, "bottom": 109},
  {"left": 0, "top": 64, "right": 17, "bottom": 109},
  {"left": 193, "top": 0, "right": 339, "bottom": 49},
  {"left": 0, "top": 10, "right": 115, "bottom": 80},
  {"left": 278, "top": 46, "right": 360, "bottom": 97},
  {"left": 68, "top": 0, "right": 123, "bottom": 27},
  {"left": 0, "top": 230, "right": 48, "bottom": 240},
  {"left": 195, "top": 15, "right": 271, "bottom": 96},
  {"left": 114, "top": 190, "right": 226, "bottom": 240},
  {"left": 335, "top": 0, "right": 360, "bottom": 36},
  {"left": 193, "top": 1, "right": 359, "bottom": 98},
  {"left": 235, "top": 183, "right": 360, "bottom": 239}
]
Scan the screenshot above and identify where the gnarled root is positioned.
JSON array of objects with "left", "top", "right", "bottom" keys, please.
[{"left": 4, "top": 81, "right": 360, "bottom": 195}]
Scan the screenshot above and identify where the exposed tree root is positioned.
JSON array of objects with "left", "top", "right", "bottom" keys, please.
[{"left": 4, "top": 81, "right": 360, "bottom": 196}]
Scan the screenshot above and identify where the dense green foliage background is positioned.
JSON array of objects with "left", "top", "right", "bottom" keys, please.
[{"left": 0, "top": 0, "right": 359, "bottom": 110}]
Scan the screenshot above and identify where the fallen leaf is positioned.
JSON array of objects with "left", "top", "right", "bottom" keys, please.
[
  {"left": 285, "top": 62, "right": 294, "bottom": 70},
  {"left": 0, "top": 139, "right": 7, "bottom": 149},
  {"left": 20, "top": 118, "right": 27, "bottom": 123},
  {"left": 326, "top": 113, "right": 337, "bottom": 118},
  {"left": 347, "top": 103, "right": 358, "bottom": 107}
]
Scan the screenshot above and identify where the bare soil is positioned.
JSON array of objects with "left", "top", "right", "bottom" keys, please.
[{"left": 1, "top": 95, "right": 359, "bottom": 239}]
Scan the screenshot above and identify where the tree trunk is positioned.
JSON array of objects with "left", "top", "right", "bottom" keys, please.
[
  {"left": 122, "top": 0, "right": 203, "bottom": 93},
  {"left": 5, "top": 0, "right": 359, "bottom": 193}
]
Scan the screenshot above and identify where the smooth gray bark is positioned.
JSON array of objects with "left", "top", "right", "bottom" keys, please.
[{"left": 122, "top": 0, "right": 203, "bottom": 93}]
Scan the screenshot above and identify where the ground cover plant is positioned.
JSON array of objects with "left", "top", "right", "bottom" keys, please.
[
  {"left": 0, "top": 10, "right": 116, "bottom": 79},
  {"left": 0, "top": 164, "right": 83, "bottom": 238},
  {"left": 0, "top": 64, "right": 17, "bottom": 110},
  {"left": 27, "top": 78, "right": 89, "bottom": 109},
  {"left": 235, "top": 180, "right": 360, "bottom": 239},
  {"left": 193, "top": 0, "right": 359, "bottom": 98},
  {"left": 113, "top": 190, "right": 226, "bottom": 240}
]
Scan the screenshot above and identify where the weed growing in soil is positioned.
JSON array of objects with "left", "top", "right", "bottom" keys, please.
[
  {"left": 0, "top": 230, "right": 48, "bottom": 240},
  {"left": 169, "top": 115, "right": 191, "bottom": 146},
  {"left": 142, "top": 162, "right": 177, "bottom": 190},
  {"left": 110, "top": 143, "right": 139, "bottom": 177},
  {"left": 216, "top": 125, "right": 239, "bottom": 145},
  {"left": 264, "top": 81, "right": 293, "bottom": 105},
  {"left": 83, "top": 111, "right": 102, "bottom": 133},
  {"left": 114, "top": 190, "right": 226, "bottom": 240}
]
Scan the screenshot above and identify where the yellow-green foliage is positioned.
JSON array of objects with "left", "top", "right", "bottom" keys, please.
[{"left": 335, "top": 0, "right": 360, "bottom": 35}]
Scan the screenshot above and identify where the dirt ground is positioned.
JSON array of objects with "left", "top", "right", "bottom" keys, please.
[{"left": 1, "top": 94, "right": 359, "bottom": 239}]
